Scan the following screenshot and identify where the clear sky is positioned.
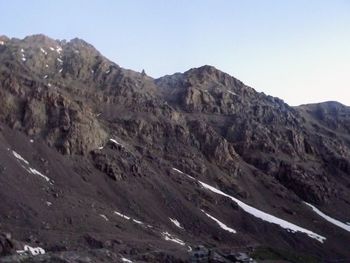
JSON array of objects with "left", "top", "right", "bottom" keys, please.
[{"left": 1, "top": 0, "right": 349, "bottom": 106}]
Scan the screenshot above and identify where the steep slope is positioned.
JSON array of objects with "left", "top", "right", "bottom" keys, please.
[{"left": 0, "top": 35, "right": 349, "bottom": 262}]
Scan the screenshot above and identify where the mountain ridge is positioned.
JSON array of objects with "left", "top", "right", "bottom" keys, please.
[{"left": 0, "top": 34, "right": 350, "bottom": 262}]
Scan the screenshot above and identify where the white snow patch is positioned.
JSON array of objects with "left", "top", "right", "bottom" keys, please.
[
  {"left": 201, "top": 210, "right": 236, "bottom": 233},
  {"left": 169, "top": 218, "right": 183, "bottom": 229},
  {"left": 0, "top": 41, "right": 4, "bottom": 45},
  {"left": 172, "top": 168, "right": 195, "bottom": 181},
  {"left": 91, "top": 69, "right": 94, "bottom": 73},
  {"left": 43, "top": 75, "right": 48, "bottom": 79},
  {"left": 30, "top": 139, "right": 34, "bottom": 143},
  {"left": 59, "top": 68, "right": 63, "bottom": 73},
  {"left": 304, "top": 202, "right": 350, "bottom": 233},
  {"left": 57, "top": 57, "right": 63, "bottom": 63},
  {"left": 172, "top": 168, "right": 186, "bottom": 175},
  {"left": 20, "top": 49, "right": 26, "bottom": 61},
  {"left": 132, "top": 219, "right": 143, "bottom": 225},
  {"left": 105, "top": 69, "right": 110, "bottom": 74},
  {"left": 40, "top": 48, "right": 47, "bottom": 55},
  {"left": 227, "top": 90, "right": 237, "bottom": 96},
  {"left": 121, "top": 258, "right": 133, "bottom": 263},
  {"left": 48, "top": 83, "right": 52, "bottom": 87},
  {"left": 109, "top": 138, "right": 124, "bottom": 147},
  {"left": 114, "top": 211, "right": 149, "bottom": 226},
  {"left": 12, "top": 150, "right": 52, "bottom": 183},
  {"left": 45, "top": 64, "right": 49, "bottom": 68},
  {"left": 28, "top": 167, "right": 51, "bottom": 182},
  {"left": 12, "top": 151, "right": 29, "bottom": 165},
  {"left": 98, "top": 146, "right": 104, "bottom": 150},
  {"left": 49, "top": 47, "right": 55, "bottom": 51},
  {"left": 46, "top": 201, "right": 52, "bottom": 207},
  {"left": 56, "top": 46, "right": 62, "bottom": 53},
  {"left": 161, "top": 232, "right": 185, "bottom": 246},
  {"left": 172, "top": 168, "right": 326, "bottom": 243},
  {"left": 100, "top": 214, "right": 109, "bottom": 221},
  {"left": 114, "top": 211, "right": 131, "bottom": 220},
  {"left": 17, "top": 245, "right": 45, "bottom": 256},
  {"left": 187, "top": 246, "right": 192, "bottom": 252}
]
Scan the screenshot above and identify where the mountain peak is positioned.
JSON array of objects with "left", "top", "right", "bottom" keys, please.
[
  {"left": 68, "top": 37, "right": 96, "bottom": 50},
  {"left": 23, "top": 34, "right": 59, "bottom": 45},
  {"left": 191, "top": 64, "right": 219, "bottom": 73},
  {"left": 0, "top": 34, "right": 350, "bottom": 261}
]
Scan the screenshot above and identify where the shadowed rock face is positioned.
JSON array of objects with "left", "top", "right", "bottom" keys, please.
[{"left": 0, "top": 35, "right": 350, "bottom": 262}]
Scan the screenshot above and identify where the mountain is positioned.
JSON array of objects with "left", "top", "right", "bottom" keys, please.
[{"left": 0, "top": 34, "right": 349, "bottom": 262}]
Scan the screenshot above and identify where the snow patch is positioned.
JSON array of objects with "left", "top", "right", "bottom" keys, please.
[
  {"left": 114, "top": 211, "right": 151, "bottom": 227},
  {"left": 48, "top": 83, "right": 52, "bottom": 87},
  {"left": 12, "top": 150, "right": 52, "bottom": 184},
  {"left": 57, "top": 58, "right": 63, "bottom": 63},
  {"left": 43, "top": 75, "right": 48, "bottom": 79},
  {"left": 20, "top": 49, "right": 26, "bottom": 61},
  {"left": 30, "top": 139, "right": 34, "bottom": 143},
  {"left": 28, "top": 167, "right": 51, "bottom": 182},
  {"left": 59, "top": 68, "right": 63, "bottom": 73},
  {"left": 201, "top": 210, "right": 236, "bottom": 233},
  {"left": 161, "top": 232, "right": 185, "bottom": 246},
  {"left": 114, "top": 211, "right": 131, "bottom": 220},
  {"left": 40, "top": 48, "right": 47, "bottom": 55},
  {"left": 132, "top": 219, "right": 143, "bottom": 225},
  {"left": 172, "top": 168, "right": 326, "bottom": 243},
  {"left": 172, "top": 168, "right": 195, "bottom": 181},
  {"left": 12, "top": 151, "right": 29, "bottom": 165},
  {"left": 121, "top": 258, "right": 133, "bottom": 263},
  {"left": 105, "top": 69, "right": 110, "bottom": 74},
  {"left": 109, "top": 138, "right": 124, "bottom": 147},
  {"left": 45, "top": 64, "right": 49, "bottom": 68},
  {"left": 46, "top": 201, "right": 52, "bottom": 207},
  {"left": 17, "top": 245, "right": 45, "bottom": 256},
  {"left": 56, "top": 46, "right": 62, "bottom": 54},
  {"left": 49, "top": 47, "right": 55, "bottom": 51},
  {"left": 0, "top": 41, "right": 4, "bottom": 45},
  {"left": 227, "top": 90, "right": 237, "bottom": 96},
  {"left": 169, "top": 218, "right": 183, "bottom": 229},
  {"left": 304, "top": 202, "right": 350, "bottom": 233},
  {"left": 100, "top": 214, "right": 109, "bottom": 221}
]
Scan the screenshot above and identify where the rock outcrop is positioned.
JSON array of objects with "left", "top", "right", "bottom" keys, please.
[{"left": 0, "top": 35, "right": 349, "bottom": 262}]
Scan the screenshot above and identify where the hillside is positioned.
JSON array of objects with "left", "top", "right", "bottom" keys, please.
[{"left": 0, "top": 35, "right": 349, "bottom": 262}]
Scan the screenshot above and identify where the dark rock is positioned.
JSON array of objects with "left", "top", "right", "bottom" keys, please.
[{"left": 0, "top": 34, "right": 349, "bottom": 261}]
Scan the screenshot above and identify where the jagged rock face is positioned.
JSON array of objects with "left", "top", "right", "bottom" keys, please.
[
  {"left": 157, "top": 66, "right": 350, "bottom": 206},
  {"left": 0, "top": 35, "right": 350, "bottom": 262},
  {"left": 0, "top": 76, "right": 107, "bottom": 155},
  {"left": 0, "top": 233, "right": 15, "bottom": 256}
]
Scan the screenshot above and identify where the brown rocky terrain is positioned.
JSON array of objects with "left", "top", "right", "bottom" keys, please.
[{"left": 0, "top": 34, "right": 349, "bottom": 262}]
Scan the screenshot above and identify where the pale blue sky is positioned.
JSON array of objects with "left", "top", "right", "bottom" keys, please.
[{"left": 1, "top": 0, "right": 349, "bottom": 106}]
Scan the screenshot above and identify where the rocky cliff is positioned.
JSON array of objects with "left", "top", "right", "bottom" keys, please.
[{"left": 0, "top": 35, "right": 349, "bottom": 262}]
